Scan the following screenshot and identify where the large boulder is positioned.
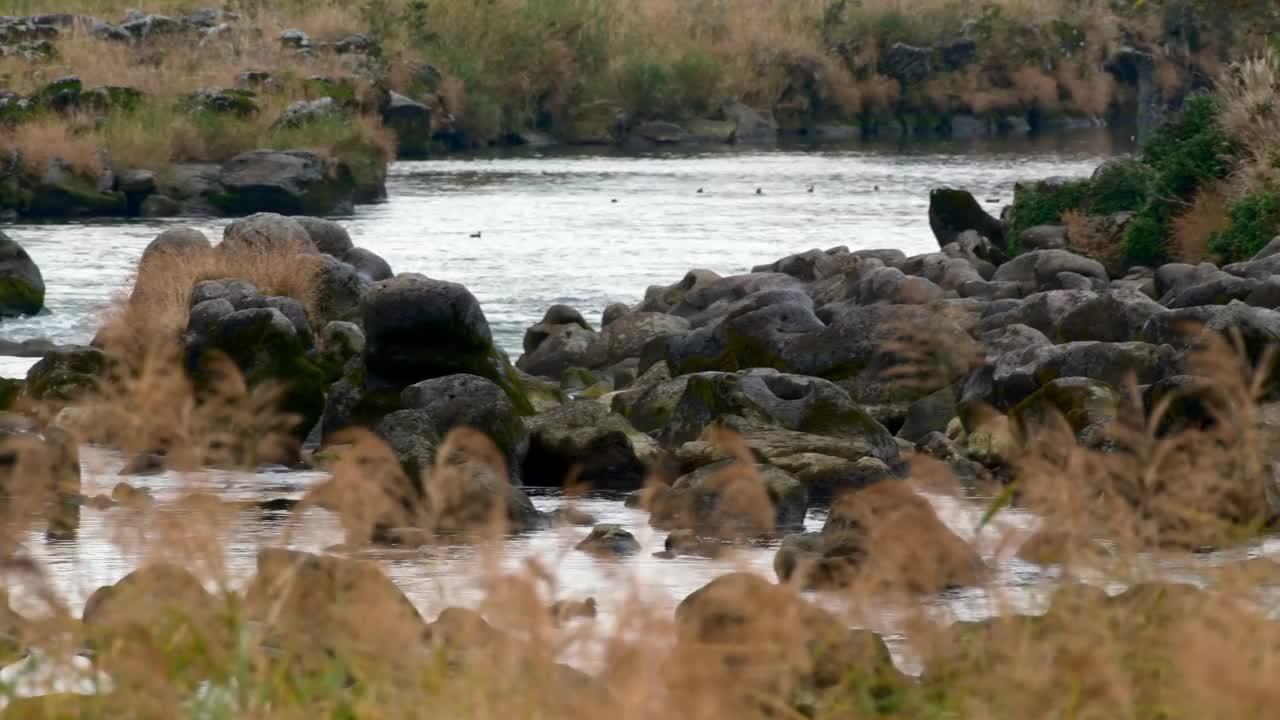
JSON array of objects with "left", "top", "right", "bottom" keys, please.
[
  {"left": 774, "top": 481, "right": 984, "bottom": 593},
  {"left": 311, "top": 254, "right": 372, "bottom": 324},
  {"left": 649, "top": 460, "right": 807, "bottom": 538},
  {"left": 640, "top": 269, "right": 722, "bottom": 313},
  {"left": 293, "top": 216, "right": 354, "bottom": 256},
  {"left": 215, "top": 150, "right": 358, "bottom": 216},
  {"left": 669, "top": 573, "right": 905, "bottom": 707},
  {"left": 992, "top": 249, "right": 1108, "bottom": 293},
  {"left": 362, "top": 274, "right": 531, "bottom": 413},
  {"left": 675, "top": 418, "right": 900, "bottom": 497},
  {"left": 400, "top": 374, "right": 528, "bottom": 481},
  {"left": 343, "top": 247, "right": 394, "bottom": 281},
  {"left": 979, "top": 290, "right": 1099, "bottom": 338},
  {"left": 1056, "top": 289, "right": 1164, "bottom": 343},
  {"left": 25, "top": 345, "right": 105, "bottom": 403},
  {"left": 220, "top": 212, "right": 317, "bottom": 258},
  {"left": 0, "top": 231, "right": 44, "bottom": 317},
  {"left": 582, "top": 311, "right": 690, "bottom": 369},
  {"left": 138, "top": 227, "right": 211, "bottom": 267},
  {"left": 984, "top": 341, "right": 1180, "bottom": 411},
  {"left": 523, "top": 400, "right": 651, "bottom": 490},
  {"left": 663, "top": 370, "right": 891, "bottom": 446},
  {"left": 928, "top": 188, "right": 1006, "bottom": 251},
  {"left": 243, "top": 549, "right": 429, "bottom": 673}
]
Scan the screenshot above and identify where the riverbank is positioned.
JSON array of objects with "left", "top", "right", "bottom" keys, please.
[{"left": 2, "top": 0, "right": 1278, "bottom": 219}]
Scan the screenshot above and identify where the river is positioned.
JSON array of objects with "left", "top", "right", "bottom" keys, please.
[{"left": 13, "top": 130, "right": 1264, "bottom": 674}]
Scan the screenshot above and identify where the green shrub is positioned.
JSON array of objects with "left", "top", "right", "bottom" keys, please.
[
  {"left": 1120, "top": 93, "right": 1238, "bottom": 265},
  {"left": 1008, "top": 179, "right": 1089, "bottom": 241},
  {"left": 1208, "top": 188, "right": 1280, "bottom": 261},
  {"left": 1085, "top": 160, "right": 1155, "bottom": 215},
  {"left": 618, "top": 56, "right": 674, "bottom": 118},
  {"left": 668, "top": 49, "right": 723, "bottom": 118},
  {"left": 1120, "top": 213, "right": 1167, "bottom": 266}
]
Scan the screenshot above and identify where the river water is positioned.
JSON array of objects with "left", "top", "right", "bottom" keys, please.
[{"left": 12, "top": 130, "right": 1269, "bottom": 675}]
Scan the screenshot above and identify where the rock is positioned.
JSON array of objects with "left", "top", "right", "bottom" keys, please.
[
  {"left": 186, "top": 298, "right": 235, "bottom": 338},
  {"left": 856, "top": 266, "right": 945, "bottom": 304},
  {"left": 1056, "top": 289, "right": 1164, "bottom": 343},
  {"left": 311, "top": 254, "right": 372, "bottom": 324},
  {"left": 0, "top": 415, "right": 80, "bottom": 537},
  {"left": 583, "top": 312, "right": 690, "bottom": 369},
  {"left": 343, "top": 247, "right": 393, "bottom": 281},
  {"left": 1251, "top": 236, "right": 1280, "bottom": 261},
  {"left": 362, "top": 274, "right": 530, "bottom": 412},
  {"left": 184, "top": 87, "right": 258, "bottom": 116},
  {"left": 611, "top": 373, "right": 688, "bottom": 432},
  {"left": 517, "top": 322, "right": 598, "bottom": 378},
  {"left": 631, "top": 121, "right": 689, "bottom": 145},
  {"left": 719, "top": 101, "right": 777, "bottom": 144},
  {"left": 575, "top": 524, "right": 641, "bottom": 556},
  {"left": 1019, "top": 224, "right": 1069, "bottom": 251},
  {"left": 244, "top": 548, "right": 428, "bottom": 672},
  {"left": 25, "top": 159, "right": 126, "bottom": 218},
  {"left": 1155, "top": 262, "right": 1221, "bottom": 302},
  {"left": 221, "top": 212, "right": 316, "bottom": 254},
  {"left": 139, "top": 194, "right": 181, "bottom": 217},
  {"left": 278, "top": 29, "right": 310, "bottom": 49},
  {"left": 383, "top": 92, "right": 433, "bottom": 157},
  {"left": 293, "top": 216, "right": 353, "bottom": 256},
  {"left": 897, "top": 386, "right": 957, "bottom": 443},
  {"left": 1166, "top": 272, "right": 1259, "bottom": 308},
  {"left": 140, "top": 227, "right": 211, "bottom": 266},
  {"left": 319, "top": 321, "right": 364, "bottom": 373},
  {"left": 523, "top": 400, "right": 650, "bottom": 489},
  {"left": 273, "top": 97, "right": 341, "bottom": 129},
  {"left": 640, "top": 269, "right": 722, "bottom": 313},
  {"left": 986, "top": 341, "right": 1179, "bottom": 411},
  {"left": 777, "top": 481, "right": 984, "bottom": 593},
  {"left": 670, "top": 573, "right": 904, "bottom": 703},
  {"left": 82, "top": 564, "right": 223, "bottom": 685},
  {"left": 1010, "top": 377, "right": 1121, "bottom": 437},
  {"left": 1246, "top": 277, "right": 1280, "bottom": 309},
  {"left": 369, "top": 410, "right": 541, "bottom": 533},
  {"left": 401, "top": 374, "right": 528, "bottom": 481},
  {"left": 25, "top": 345, "right": 104, "bottom": 403},
  {"left": 929, "top": 188, "right": 1006, "bottom": 251},
  {"left": 119, "top": 13, "right": 179, "bottom": 39},
  {"left": 601, "top": 302, "right": 631, "bottom": 327},
  {"left": 650, "top": 460, "right": 807, "bottom": 538},
  {"left": 879, "top": 42, "right": 932, "bottom": 86},
  {"left": 663, "top": 370, "right": 892, "bottom": 446},
  {"left": 215, "top": 150, "right": 357, "bottom": 216},
  {"left": 1138, "top": 306, "right": 1222, "bottom": 347},
  {"left": 993, "top": 250, "right": 1108, "bottom": 292},
  {"left": 0, "top": 231, "right": 45, "bottom": 317},
  {"left": 676, "top": 419, "right": 900, "bottom": 497}
]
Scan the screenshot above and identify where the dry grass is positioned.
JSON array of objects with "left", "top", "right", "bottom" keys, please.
[
  {"left": 1169, "top": 185, "right": 1231, "bottom": 262},
  {"left": 1217, "top": 49, "right": 1280, "bottom": 197},
  {"left": 0, "top": 116, "right": 103, "bottom": 176}
]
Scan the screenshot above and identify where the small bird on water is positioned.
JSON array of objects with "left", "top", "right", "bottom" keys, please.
[
  {"left": 756, "top": 187, "right": 763, "bottom": 195},
  {"left": 696, "top": 188, "right": 704, "bottom": 194},
  {"left": 808, "top": 185, "right": 815, "bottom": 193},
  {"left": 469, "top": 231, "right": 482, "bottom": 238}
]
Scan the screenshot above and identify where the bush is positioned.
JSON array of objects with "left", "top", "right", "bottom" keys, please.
[
  {"left": 668, "top": 49, "right": 724, "bottom": 118},
  {"left": 1008, "top": 179, "right": 1089, "bottom": 241},
  {"left": 1208, "top": 188, "right": 1280, "bottom": 261},
  {"left": 1086, "top": 160, "right": 1155, "bottom": 215},
  {"left": 618, "top": 55, "right": 673, "bottom": 118},
  {"left": 1121, "top": 93, "right": 1238, "bottom": 265}
]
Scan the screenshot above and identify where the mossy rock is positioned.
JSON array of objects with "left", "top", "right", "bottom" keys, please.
[
  {"left": 25, "top": 346, "right": 106, "bottom": 403},
  {"left": 1010, "top": 377, "right": 1121, "bottom": 437},
  {"left": 0, "top": 379, "right": 22, "bottom": 411}
]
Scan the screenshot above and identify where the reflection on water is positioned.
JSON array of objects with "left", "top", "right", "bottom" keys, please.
[{"left": 0, "top": 131, "right": 1131, "bottom": 355}]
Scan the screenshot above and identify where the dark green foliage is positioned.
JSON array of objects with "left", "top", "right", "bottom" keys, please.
[
  {"left": 1121, "top": 93, "right": 1237, "bottom": 265},
  {"left": 1208, "top": 189, "right": 1280, "bottom": 261},
  {"left": 1008, "top": 180, "right": 1088, "bottom": 244},
  {"left": 1087, "top": 160, "right": 1155, "bottom": 215}
]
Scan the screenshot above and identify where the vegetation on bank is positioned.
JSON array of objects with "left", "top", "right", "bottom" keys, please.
[
  {"left": 1008, "top": 47, "right": 1280, "bottom": 267},
  {"left": 0, "top": 0, "right": 1277, "bottom": 189}
]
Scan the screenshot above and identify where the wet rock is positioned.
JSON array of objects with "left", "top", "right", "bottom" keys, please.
[
  {"left": 670, "top": 572, "right": 905, "bottom": 703},
  {"left": 362, "top": 274, "right": 530, "bottom": 412},
  {"left": 776, "top": 481, "right": 984, "bottom": 592},
  {"left": 216, "top": 150, "right": 357, "bottom": 216},
  {"left": 25, "top": 345, "right": 104, "bottom": 403},
  {"left": 575, "top": 523, "right": 641, "bottom": 556},
  {"left": 343, "top": 246, "right": 393, "bottom": 281},
  {"left": 523, "top": 400, "right": 651, "bottom": 489},
  {"left": 663, "top": 370, "right": 890, "bottom": 446},
  {"left": 650, "top": 460, "right": 807, "bottom": 538},
  {"left": 401, "top": 374, "right": 529, "bottom": 481},
  {"left": 0, "top": 231, "right": 45, "bottom": 317},
  {"left": 293, "top": 216, "right": 353, "bottom": 256}
]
